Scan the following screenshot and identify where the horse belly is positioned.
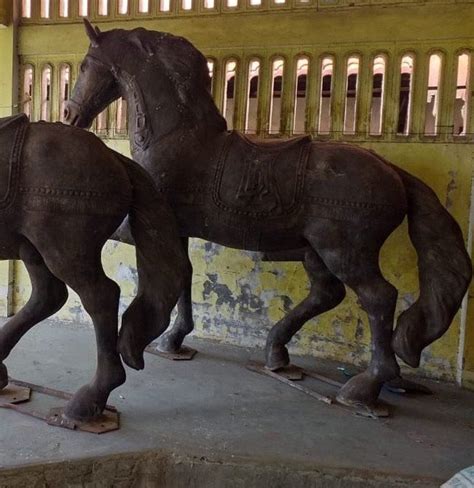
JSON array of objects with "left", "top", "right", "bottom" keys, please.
[{"left": 184, "top": 204, "right": 306, "bottom": 252}]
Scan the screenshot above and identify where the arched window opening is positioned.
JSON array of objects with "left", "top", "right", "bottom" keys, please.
[
  {"left": 207, "top": 59, "right": 215, "bottom": 94},
  {"left": 138, "top": 0, "right": 149, "bottom": 12},
  {"left": 223, "top": 61, "right": 237, "bottom": 130},
  {"left": 182, "top": 0, "right": 192, "bottom": 9},
  {"left": 118, "top": 0, "right": 128, "bottom": 14},
  {"left": 96, "top": 109, "right": 108, "bottom": 135},
  {"left": 245, "top": 60, "right": 260, "bottom": 134},
  {"left": 204, "top": 0, "right": 215, "bottom": 7},
  {"left": 41, "top": 66, "right": 52, "bottom": 122},
  {"left": 22, "top": 0, "right": 32, "bottom": 17},
  {"left": 160, "top": 0, "right": 171, "bottom": 11},
  {"left": 79, "top": 0, "right": 88, "bottom": 16},
  {"left": 293, "top": 57, "right": 309, "bottom": 134},
  {"left": 59, "top": 0, "right": 69, "bottom": 17},
  {"left": 250, "top": 0, "right": 261, "bottom": 5},
  {"left": 22, "top": 66, "right": 34, "bottom": 120},
  {"left": 269, "top": 58, "right": 284, "bottom": 134},
  {"left": 274, "top": 0, "right": 286, "bottom": 4},
  {"left": 370, "top": 56, "right": 386, "bottom": 136},
  {"left": 318, "top": 56, "right": 333, "bottom": 135},
  {"left": 41, "top": 0, "right": 50, "bottom": 18},
  {"left": 424, "top": 53, "right": 442, "bottom": 136},
  {"left": 98, "top": 0, "right": 108, "bottom": 15},
  {"left": 227, "top": 0, "right": 238, "bottom": 6},
  {"left": 116, "top": 98, "right": 128, "bottom": 134},
  {"left": 454, "top": 53, "right": 470, "bottom": 136},
  {"left": 343, "top": 56, "right": 359, "bottom": 135},
  {"left": 59, "top": 64, "right": 71, "bottom": 123},
  {"left": 397, "top": 55, "right": 414, "bottom": 135}
]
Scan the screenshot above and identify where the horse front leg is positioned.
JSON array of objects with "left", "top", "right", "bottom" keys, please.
[
  {"left": 155, "top": 237, "right": 195, "bottom": 354},
  {"left": 63, "top": 272, "right": 126, "bottom": 421}
]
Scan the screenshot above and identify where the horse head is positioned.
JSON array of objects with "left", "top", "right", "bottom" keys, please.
[
  {"left": 64, "top": 19, "right": 121, "bottom": 128},
  {"left": 65, "top": 21, "right": 227, "bottom": 135}
]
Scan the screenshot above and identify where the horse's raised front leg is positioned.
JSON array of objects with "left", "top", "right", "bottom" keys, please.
[
  {"left": 0, "top": 240, "right": 68, "bottom": 389},
  {"left": 265, "top": 249, "right": 346, "bottom": 370},
  {"left": 155, "top": 237, "right": 195, "bottom": 354}
]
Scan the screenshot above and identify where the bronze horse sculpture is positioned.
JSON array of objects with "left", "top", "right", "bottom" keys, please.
[
  {"left": 0, "top": 114, "right": 189, "bottom": 421},
  {"left": 65, "top": 21, "right": 472, "bottom": 410}
]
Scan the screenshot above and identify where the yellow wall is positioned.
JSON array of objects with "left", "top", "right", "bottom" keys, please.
[
  {"left": 0, "top": 18, "right": 15, "bottom": 316},
  {"left": 5, "top": 0, "right": 474, "bottom": 386}
]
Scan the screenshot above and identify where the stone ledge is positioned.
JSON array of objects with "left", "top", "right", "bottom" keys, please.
[{"left": 0, "top": 450, "right": 440, "bottom": 488}]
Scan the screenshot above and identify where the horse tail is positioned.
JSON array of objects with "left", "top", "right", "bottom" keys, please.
[
  {"left": 390, "top": 165, "right": 472, "bottom": 367},
  {"left": 114, "top": 153, "right": 190, "bottom": 370}
]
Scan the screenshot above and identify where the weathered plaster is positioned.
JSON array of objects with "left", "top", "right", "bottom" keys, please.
[{"left": 0, "top": 23, "right": 16, "bottom": 317}]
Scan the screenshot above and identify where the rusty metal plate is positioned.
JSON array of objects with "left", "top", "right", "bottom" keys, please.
[
  {"left": 265, "top": 364, "right": 304, "bottom": 381},
  {"left": 146, "top": 345, "right": 197, "bottom": 361},
  {"left": 47, "top": 407, "right": 120, "bottom": 434},
  {"left": 335, "top": 397, "right": 390, "bottom": 419},
  {"left": 0, "top": 383, "right": 31, "bottom": 405}
]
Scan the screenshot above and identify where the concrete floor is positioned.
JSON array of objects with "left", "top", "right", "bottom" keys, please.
[{"left": 0, "top": 319, "right": 473, "bottom": 487}]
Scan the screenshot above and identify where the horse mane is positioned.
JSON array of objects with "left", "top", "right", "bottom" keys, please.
[{"left": 103, "top": 27, "right": 227, "bottom": 133}]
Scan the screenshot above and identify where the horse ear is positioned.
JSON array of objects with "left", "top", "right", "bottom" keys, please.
[{"left": 83, "top": 18, "right": 100, "bottom": 48}]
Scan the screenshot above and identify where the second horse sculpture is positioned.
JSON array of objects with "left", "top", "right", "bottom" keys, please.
[{"left": 65, "top": 21, "right": 472, "bottom": 410}]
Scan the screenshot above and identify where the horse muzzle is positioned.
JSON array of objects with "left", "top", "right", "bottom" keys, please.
[{"left": 63, "top": 100, "right": 92, "bottom": 129}]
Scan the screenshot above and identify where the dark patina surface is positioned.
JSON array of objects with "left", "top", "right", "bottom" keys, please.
[
  {"left": 0, "top": 114, "right": 189, "bottom": 421},
  {"left": 65, "top": 21, "right": 472, "bottom": 410}
]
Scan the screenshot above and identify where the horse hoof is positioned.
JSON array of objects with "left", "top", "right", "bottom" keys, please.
[
  {"left": 392, "top": 328, "right": 422, "bottom": 368},
  {"left": 64, "top": 385, "right": 104, "bottom": 422},
  {"left": 0, "top": 363, "right": 8, "bottom": 390},
  {"left": 336, "top": 371, "right": 383, "bottom": 407},
  {"left": 118, "top": 330, "right": 145, "bottom": 371},
  {"left": 155, "top": 331, "right": 183, "bottom": 355},
  {"left": 265, "top": 345, "right": 290, "bottom": 371}
]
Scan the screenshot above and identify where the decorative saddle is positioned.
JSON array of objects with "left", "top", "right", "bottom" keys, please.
[
  {"left": 213, "top": 131, "right": 311, "bottom": 220},
  {"left": 0, "top": 114, "right": 29, "bottom": 209}
]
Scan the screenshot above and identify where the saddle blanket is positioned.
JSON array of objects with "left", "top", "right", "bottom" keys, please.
[{"left": 213, "top": 131, "right": 311, "bottom": 220}]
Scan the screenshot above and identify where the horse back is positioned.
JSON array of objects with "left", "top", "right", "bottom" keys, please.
[
  {"left": 303, "top": 142, "right": 407, "bottom": 222},
  {"left": 18, "top": 122, "right": 132, "bottom": 218}
]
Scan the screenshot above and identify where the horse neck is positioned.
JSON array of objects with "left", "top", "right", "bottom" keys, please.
[{"left": 118, "top": 68, "right": 225, "bottom": 163}]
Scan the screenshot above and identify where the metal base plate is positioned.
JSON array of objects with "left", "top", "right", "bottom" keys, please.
[
  {"left": 0, "top": 383, "right": 31, "bottom": 405},
  {"left": 47, "top": 407, "right": 120, "bottom": 434},
  {"left": 384, "top": 377, "right": 433, "bottom": 395},
  {"left": 248, "top": 361, "right": 390, "bottom": 419},
  {"left": 146, "top": 345, "right": 197, "bottom": 361},
  {"left": 265, "top": 364, "right": 304, "bottom": 381},
  {"left": 335, "top": 397, "right": 390, "bottom": 419}
]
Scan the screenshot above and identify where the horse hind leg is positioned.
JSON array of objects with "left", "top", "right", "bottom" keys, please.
[
  {"left": 307, "top": 225, "right": 400, "bottom": 407},
  {"left": 0, "top": 239, "right": 68, "bottom": 389},
  {"left": 155, "top": 238, "right": 195, "bottom": 354},
  {"left": 265, "top": 249, "right": 346, "bottom": 370}
]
